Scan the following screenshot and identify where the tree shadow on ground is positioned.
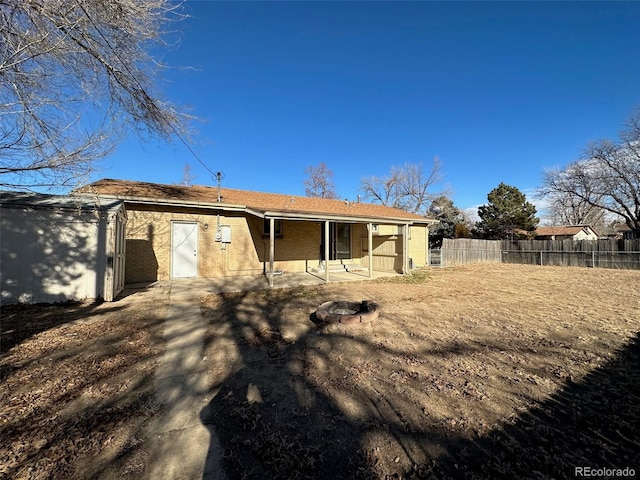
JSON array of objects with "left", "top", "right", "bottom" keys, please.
[
  {"left": 199, "top": 288, "right": 640, "bottom": 479},
  {"left": 439, "top": 333, "right": 640, "bottom": 479},
  {"left": 200, "top": 288, "right": 378, "bottom": 479},
  {"left": 0, "top": 280, "right": 161, "bottom": 359},
  {"left": 0, "top": 290, "right": 167, "bottom": 480},
  {"left": 0, "top": 301, "right": 126, "bottom": 359}
]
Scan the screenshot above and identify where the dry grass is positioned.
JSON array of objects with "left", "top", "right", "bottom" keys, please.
[
  {"left": 201, "top": 264, "right": 640, "bottom": 479},
  {"left": 1, "top": 264, "right": 638, "bottom": 479}
]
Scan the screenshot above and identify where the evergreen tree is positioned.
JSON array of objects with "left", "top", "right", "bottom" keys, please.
[
  {"left": 475, "top": 183, "right": 539, "bottom": 239},
  {"left": 429, "top": 195, "right": 470, "bottom": 247}
]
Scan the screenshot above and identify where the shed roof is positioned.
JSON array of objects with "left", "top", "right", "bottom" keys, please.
[
  {"left": 1, "top": 190, "right": 123, "bottom": 213},
  {"left": 77, "top": 178, "right": 436, "bottom": 224}
]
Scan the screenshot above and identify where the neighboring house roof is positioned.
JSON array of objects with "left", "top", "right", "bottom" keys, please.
[
  {"left": 535, "top": 225, "right": 599, "bottom": 237},
  {"left": 0, "top": 190, "right": 124, "bottom": 213},
  {"left": 76, "top": 179, "right": 436, "bottom": 225}
]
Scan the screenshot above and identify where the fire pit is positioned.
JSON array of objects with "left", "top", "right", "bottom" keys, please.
[{"left": 314, "top": 300, "right": 379, "bottom": 325}]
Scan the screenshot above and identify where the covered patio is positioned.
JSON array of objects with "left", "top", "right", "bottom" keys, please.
[
  {"left": 260, "top": 212, "right": 419, "bottom": 287},
  {"left": 126, "top": 269, "right": 401, "bottom": 298}
]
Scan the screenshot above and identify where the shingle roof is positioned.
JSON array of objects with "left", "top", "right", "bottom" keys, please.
[
  {"left": 535, "top": 225, "right": 597, "bottom": 237},
  {"left": 77, "top": 179, "right": 434, "bottom": 224}
]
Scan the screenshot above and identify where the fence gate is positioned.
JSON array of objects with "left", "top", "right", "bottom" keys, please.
[{"left": 429, "top": 249, "right": 442, "bottom": 266}]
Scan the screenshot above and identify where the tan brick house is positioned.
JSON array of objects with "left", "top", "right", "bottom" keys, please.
[{"left": 77, "top": 179, "right": 436, "bottom": 286}]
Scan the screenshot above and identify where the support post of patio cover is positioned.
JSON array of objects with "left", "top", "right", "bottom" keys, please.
[
  {"left": 324, "top": 220, "right": 330, "bottom": 283},
  {"left": 368, "top": 222, "right": 373, "bottom": 278},
  {"left": 403, "top": 223, "right": 409, "bottom": 274},
  {"left": 269, "top": 217, "right": 275, "bottom": 287}
]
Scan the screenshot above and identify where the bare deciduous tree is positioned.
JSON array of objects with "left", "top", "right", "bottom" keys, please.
[
  {"left": 543, "top": 190, "right": 606, "bottom": 228},
  {"left": 304, "top": 162, "right": 338, "bottom": 199},
  {"left": 360, "top": 158, "right": 442, "bottom": 215},
  {"left": 181, "top": 162, "right": 195, "bottom": 187},
  {"left": 0, "top": 0, "right": 190, "bottom": 189},
  {"left": 541, "top": 106, "right": 640, "bottom": 237}
]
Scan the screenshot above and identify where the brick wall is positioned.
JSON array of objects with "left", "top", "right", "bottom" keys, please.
[
  {"left": 123, "top": 205, "right": 324, "bottom": 281},
  {"left": 122, "top": 204, "right": 429, "bottom": 282}
]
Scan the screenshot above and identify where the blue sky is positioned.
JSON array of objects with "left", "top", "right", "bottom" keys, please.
[{"left": 99, "top": 1, "right": 640, "bottom": 217}]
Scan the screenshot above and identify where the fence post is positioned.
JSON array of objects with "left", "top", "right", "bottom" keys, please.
[
  {"left": 540, "top": 250, "right": 543, "bottom": 266},
  {"left": 592, "top": 250, "right": 595, "bottom": 268}
]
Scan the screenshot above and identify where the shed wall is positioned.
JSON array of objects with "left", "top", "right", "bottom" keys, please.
[{"left": 1, "top": 207, "right": 106, "bottom": 303}]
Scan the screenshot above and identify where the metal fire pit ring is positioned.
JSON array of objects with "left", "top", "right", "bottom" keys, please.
[{"left": 315, "top": 300, "right": 379, "bottom": 325}]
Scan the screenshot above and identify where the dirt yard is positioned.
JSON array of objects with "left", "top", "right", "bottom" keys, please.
[
  {"left": 200, "top": 264, "right": 640, "bottom": 479},
  {"left": 1, "top": 264, "right": 639, "bottom": 479},
  {"left": 0, "top": 284, "right": 168, "bottom": 480}
]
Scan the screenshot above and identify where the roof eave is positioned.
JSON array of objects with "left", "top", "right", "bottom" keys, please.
[
  {"left": 74, "top": 191, "right": 437, "bottom": 224},
  {"left": 79, "top": 192, "right": 248, "bottom": 213},
  {"left": 260, "top": 209, "right": 436, "bottom": 225}
]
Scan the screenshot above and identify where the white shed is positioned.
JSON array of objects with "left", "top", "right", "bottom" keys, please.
[{"left": 1, "top": 191, "right": 126, "bottom": 303}]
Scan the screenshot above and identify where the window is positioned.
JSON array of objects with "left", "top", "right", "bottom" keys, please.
[{"left": 263, "top": 218, "right": 283, "bottom": 237}]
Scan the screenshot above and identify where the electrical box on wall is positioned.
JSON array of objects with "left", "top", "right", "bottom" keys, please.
[{"left": 219, "top": 225, "right": 231, "bottom": 243}]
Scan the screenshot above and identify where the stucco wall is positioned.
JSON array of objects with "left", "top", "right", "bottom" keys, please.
[{"left": 573, "top": 229, "right": 598, "bottom": 241}]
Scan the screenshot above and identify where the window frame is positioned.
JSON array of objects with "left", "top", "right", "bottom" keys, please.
[{"left": 263, "top": 218, "right": 284, "bottom": 237}]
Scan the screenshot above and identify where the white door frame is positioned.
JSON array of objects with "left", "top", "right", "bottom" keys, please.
[
  {"left": 113, "top": 210, "right": 126, "bottom": 295},
  {"left": 171, "top": 221, "right": 199, "bottom": 278}
]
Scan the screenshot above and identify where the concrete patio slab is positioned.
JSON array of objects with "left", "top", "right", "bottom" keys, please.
[{"left": 165, "top": 270, "right": 400, "bottom": 297}]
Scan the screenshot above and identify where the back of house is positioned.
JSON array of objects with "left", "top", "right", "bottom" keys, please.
[{"left": 76, "top": 178, "right": 435, "bottom": 284}]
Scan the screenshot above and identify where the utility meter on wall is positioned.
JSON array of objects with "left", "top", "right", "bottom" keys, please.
[{"left": 219, "top": 225, "right": 231, "bottom": 243}]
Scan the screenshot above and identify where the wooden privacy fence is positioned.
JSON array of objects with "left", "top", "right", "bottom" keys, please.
[
  {"left": 437, "top": 238, "right": 502, "bottom": 266},
  {"left": 435, "top": 238, "right": 640, "bottom": 270},
  {"left": 502, "top": 239, "right": 640, "bottom": 270}
]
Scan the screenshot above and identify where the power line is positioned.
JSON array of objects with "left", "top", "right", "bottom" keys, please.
[{"left": 73, "top": 0, "right": 218, "bottom": 179}]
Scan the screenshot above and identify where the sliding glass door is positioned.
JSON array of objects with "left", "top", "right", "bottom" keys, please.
[{"left": 321, "top": 222, "right": 351, "bottom": 260}]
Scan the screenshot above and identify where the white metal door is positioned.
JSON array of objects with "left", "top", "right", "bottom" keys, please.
[{"left": 172, "top": 222, "right": 198, "bottom": 278}]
